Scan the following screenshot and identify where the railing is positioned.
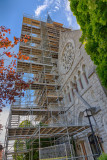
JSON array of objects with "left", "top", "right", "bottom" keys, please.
[{"left": 40, "top": 143, "right": 73, "bottom": 160}]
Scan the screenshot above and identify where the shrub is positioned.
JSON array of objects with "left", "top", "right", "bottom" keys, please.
[{"left": 98, "top": 153, "right": 107, "bottom": 160}]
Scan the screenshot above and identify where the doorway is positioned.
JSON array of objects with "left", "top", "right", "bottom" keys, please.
[{"left": 88, "top": 135, "right": 101, "bottom": 160}]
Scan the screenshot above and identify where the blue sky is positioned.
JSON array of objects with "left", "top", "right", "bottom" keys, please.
[
  {"left": 0, "top": 0, "right": 80, "bottom": 144},
  {"left": 0, "top": 0, "right": 79, "bottom": 41}
]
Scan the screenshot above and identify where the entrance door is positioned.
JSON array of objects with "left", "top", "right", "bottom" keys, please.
[{"left": 80, "top": 141, "right": 88, "bottom": 160}]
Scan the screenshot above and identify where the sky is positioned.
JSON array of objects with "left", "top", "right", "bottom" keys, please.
[
  {"left": 0, "top": 0, "right": 79, "bottom": 40},
  {"left": 0, "top": 0, "right": 80, "bottom": 146}
]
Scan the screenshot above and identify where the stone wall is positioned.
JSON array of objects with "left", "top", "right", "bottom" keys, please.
[{"left": 58, "top": 30, "right": 107, "bottom": 153}]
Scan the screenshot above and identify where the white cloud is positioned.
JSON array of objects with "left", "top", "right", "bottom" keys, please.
[
  {"left": 55, "top": 0, "right": 61, "bottom": 8},
  {"left": 53, "top": 9, "right": 57, "bottom": 12},
  {"left": 65, "top": 0, "right": 70, "bottom": 11},
  {"left": 65, "top": 0, "right": 72, "bottom": 26},
  {"left": 35, "top": 0, "right": 73, "bottom": 27},
  {"left": 35, "top": 4, "right": 48, "bottom": 16},
  {"left": 35, "top": 0, "right": 79, "bottom": 29},
  {"left": 55, "top": 6, "right": 59, "bottom": 10},
  {"left": 35, "top": 0, "right": 54, "bottom": 16},
  {"left": 35, "top": 0, "right": 72, "bottom": 26}
]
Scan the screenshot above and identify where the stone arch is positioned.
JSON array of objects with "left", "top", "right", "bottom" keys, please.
[
  {"left": 64, "top": 39, "right": 75, "bottom": 49},
  {"left": 82, "top": 64, "right": 88, "bottom": 76},
  {"left": 78, "top": 70, "right": 81, "bottom": 78},
  {"left": 76, "top": 106, "right": 89, "bottom": 126}
]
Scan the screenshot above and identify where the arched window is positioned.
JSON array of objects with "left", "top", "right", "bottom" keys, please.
[
  {"left": 78, "top": 112, "right": 84, "bottom": 125},
  {"left": 81, "top": 65, "right": 89, "bottom": 88},
  {"left": 77, "top": 71, "right": 84, "bottom": 91},
  {"left": 67, "top": 86, "right": 71, "bottom": 103},
  {"left": 73, "top": 76, "right": 78, "bottom": 92}
]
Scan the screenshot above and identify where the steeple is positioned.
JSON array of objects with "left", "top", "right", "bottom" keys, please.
[{"left": 47, "top": 13, "right": 53, "bottom": 24}]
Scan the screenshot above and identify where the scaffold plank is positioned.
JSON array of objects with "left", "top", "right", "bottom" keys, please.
[
  {"left": 23, "top": 17, "right": 40, "bottom": 27},
  {"left": 7, "top": 125, "right": 89, "bottom": 140},
  {"left": 22, "top": 25, "right": 41, "bottom": 35},
  {"left": 31, "top": 82, "right": 60, "bottom": 90},
  {"left": 53, "top": 22, "right": 63, "bottom": 27},
  {"left": 11, "top": 108, "right": 63, "bottom": 115}
]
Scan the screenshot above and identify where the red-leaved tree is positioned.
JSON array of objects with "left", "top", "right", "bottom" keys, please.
[{"left": 0, "top": 26, "right": 32, "bottom": 110}]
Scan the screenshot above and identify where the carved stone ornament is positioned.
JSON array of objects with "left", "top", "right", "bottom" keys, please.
[{"left": 61, "top": 42, "right": 75, "bottom": 74}]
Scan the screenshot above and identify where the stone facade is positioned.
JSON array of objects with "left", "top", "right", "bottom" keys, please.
[{"left": 58, "top": 30, "right": 107, "bottom": 157}]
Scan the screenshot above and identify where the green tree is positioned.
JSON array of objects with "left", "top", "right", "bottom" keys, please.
[
  {"left": 69, "top": 0, "right": 107, "bottom": 88},
  {"left": 19, "top": 120, "right": 32, "bottom": 127},
  {"left": 13, "top": 120, "right": 32, "bottom": 160},
  {"left": 13, "top": 140, "right": 24, "bottom": 160}
]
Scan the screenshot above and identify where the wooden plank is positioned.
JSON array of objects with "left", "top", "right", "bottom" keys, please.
[
  {"left": 19, "top": 46, "right": 31, "bottom": 54},
  {"left": 46, "top": 23, "right": 53, "bottom": 27},
  {"left": 32, "top": 27, "right": 41, "bottom": 34},
  {"left": 53, "top": 22, "right": 63, "bottom": 26},
  {"left": 23, "top": 17, "right": 40, "bottom": 27},
  {"left": 32, "top": 48, "right": 42, "bottom": 55}
]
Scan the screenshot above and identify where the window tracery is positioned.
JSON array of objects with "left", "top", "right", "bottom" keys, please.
[{"left": 62, "top": 42, "right": 75, "bottom": 74}]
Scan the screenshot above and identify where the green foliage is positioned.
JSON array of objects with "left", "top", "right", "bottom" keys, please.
[
  {"left": 25, "top": 137, "right": 54, "bottom": 160},
  {"left": 69, "top": 0, "right": 107, "bottom": 88},
  {"left": 13, "top": 140, "right": 25, "bottom": 160},
  {"left": 98, "top": 153, "right": 107, "bottom": 160},
  {"left": 19, "top": 120, "right": 32, "bottom": 127},
  {"left": 70, "top": 136, "right": 77, "bottom": 156},
  {"left": 13, "top": 120, "right": 33, "bottom": 160}
]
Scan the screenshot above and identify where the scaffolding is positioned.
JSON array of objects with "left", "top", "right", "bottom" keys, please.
[{"left": 4, "top": 15, "right": 98, "bottom": 160}]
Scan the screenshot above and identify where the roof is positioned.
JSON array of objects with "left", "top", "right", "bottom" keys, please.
[{"left": 47, "top": 14, "right": 53, "bottom": 24}]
